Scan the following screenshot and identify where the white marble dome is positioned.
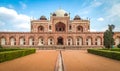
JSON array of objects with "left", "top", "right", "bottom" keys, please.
[{"left": 54, "top": 9, "right": 69, "bottom": 17}]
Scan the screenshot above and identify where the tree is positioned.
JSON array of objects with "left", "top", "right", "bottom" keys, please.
[
  {"left": 103, "top": 24, "right": 115, "bottom": 49},
  {"left": 117, "top": 44, "right": 120, "bottom": 48}
]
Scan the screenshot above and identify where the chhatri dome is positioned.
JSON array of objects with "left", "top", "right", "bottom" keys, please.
[{"left": 52, "top": 8, "right": 69, "bottom": 17}]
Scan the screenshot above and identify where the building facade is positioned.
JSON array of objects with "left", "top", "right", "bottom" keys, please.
[{"left": 0, "top": 9, "right": 120, "bottom": 47}]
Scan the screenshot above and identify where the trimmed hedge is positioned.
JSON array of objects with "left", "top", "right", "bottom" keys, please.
[
  {"left": 117, "top": 44, "right": 120, "bottom": 48},
  {"left": 110, "top": 48, "right": 120, "bottom": 52},
  {"left": 0, "top": 48, "right": 21, "bottom": 52},
  {"left": 0, "top": 48, "right": 36, "bottom": 63},
  {"left": 87, "top": 49, "right": 120, "bottom": 60}
]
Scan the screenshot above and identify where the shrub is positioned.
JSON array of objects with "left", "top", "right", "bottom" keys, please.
[
  {"left": 0, "top": 48, "right": 36, "bottom": 63},
  {"left": 0, "top": 45, "right": 2, "bottom": 49},
  {"left": 87, "top": 49, "right": 120, "bottom": 60},
  {"left": 117, "top": 44, "right": 120, "bottom": 48},
  {"left": 0, "top": 48, "right": 21, "bottom": 52},
  {"left": 110, "top": 48, "right": 120, "bottom": 52}
]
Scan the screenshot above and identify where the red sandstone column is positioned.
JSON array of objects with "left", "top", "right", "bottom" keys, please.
[
  {"left": 73, "top": 36, "right": 76, "bottom": 45},
  {"left": 25, "top": 36, "right": 29, "bottom": 45},
  {"left": 54, "top": 35, "right": 57, "bottom": 45},
  {"left": 16, "top": 36, "right": 19, "bottom": 45},
  {"left": 34, "top": 35, "right": 38, "bottom": 46},
  {"left": 83, "top": 37, "right": 86, "bottom": 46},
  {"left": 6, "top": 36, "right": 10, "bottom": 45},
  {"left": 92, "top": 37, "right": 95, "bottom": 45},
  {"left": 44, "top": 36, "right": 48, "bottom": 45},
  {"left": 64, "top": 36, "right": 67, "bottom": 45}
]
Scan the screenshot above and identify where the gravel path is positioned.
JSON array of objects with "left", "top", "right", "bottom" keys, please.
[
  {"left": 62, "top": 50, "right": 120, "bottom": 71},
  {"left": 0, "top": 50, "right": 59, "bottom": 71}
]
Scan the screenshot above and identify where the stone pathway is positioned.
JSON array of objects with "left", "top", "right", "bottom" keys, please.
[{"left": 55, "top": 51, "right": 64, "bottom": 71}]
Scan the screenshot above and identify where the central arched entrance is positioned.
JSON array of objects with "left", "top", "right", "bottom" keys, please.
[
  {"left": 57, "top": 37, "right": 63, "bottom": 45},
  {"left": 55, "top": 22, "right": 66, "bottom": 32}
]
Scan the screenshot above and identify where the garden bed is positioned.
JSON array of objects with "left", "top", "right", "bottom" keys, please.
[
  {"left": 87, "top": 48, "right": 120, "bottom": 60},
  {"left": 0, "top": 48, "right": 36, "bottom": 63}
]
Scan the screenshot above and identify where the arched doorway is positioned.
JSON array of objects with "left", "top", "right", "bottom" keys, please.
[
  {"left": 0, "top": 37, "right": 6, "bottom": 45},
  {"left": 67, "top": 37, "right": 73, "bottom": 45},
  {"left": 10, "top": 37, "right": 16, "bottom": 45},
  {"left": 76, "top": 37, "right": 83, "bottom": 46},
  {"left": 95, "top": 37, "right": 101, "bottom": 46},
  {"left": 57, "top": 37, "right": 63, "bottom": 45},
  {"left": 86, "top": 36, "right": 92, "bottom": 46}
]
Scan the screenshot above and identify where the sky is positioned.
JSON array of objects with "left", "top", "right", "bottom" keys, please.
[{"left": 0, "top": 0, "right": 120, "bottom": 32}]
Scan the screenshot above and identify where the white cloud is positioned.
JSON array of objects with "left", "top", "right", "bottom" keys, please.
[
  {"left": 0, "top": 7, "right": 30, "bottom": 31},
  {"left": 108, "top": 3, "right": 120, "bottom": 18},
  {"left": 97, "top": 17, "right": 104, "bottom": 22},
  {"left": 76, "top": 0, "right": 103, "bottom": 16},
  {"left": 19, "top": 1, "right": 27, "bottom": 9},
  {"left": 104, "top": 3, "right": 120, "bottom": 31},
  {"left": 0, "top": 29, "right": 13, "bottom": 32},
  {"left": 90, "top": 29, "right": 97, "bottom": 32},
  {"left": 92, "top": 1, "right": 102, "bottom": 7}
]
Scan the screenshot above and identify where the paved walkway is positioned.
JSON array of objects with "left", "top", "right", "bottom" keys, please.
[
  {"left": 0, "top": 50, "right": 120, "bottom": 71},
  {"left": 0, "top": 50, "right": 59, "bottom": 71},
  {"left": 62, "top": 50, "right": 120, "bottom": 71}
]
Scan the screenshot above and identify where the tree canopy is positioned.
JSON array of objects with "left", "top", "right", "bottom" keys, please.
[{"left": 103, "top": 24, "right": 115, "bottom": 49}]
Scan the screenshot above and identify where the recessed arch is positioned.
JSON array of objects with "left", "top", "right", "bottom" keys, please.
[
  {"left": 29, "top": 36, "right": 34, "bottom": 46},
  {"left": 55, "top": 22, "right": 66, "bottom": 32},
  {"left": 38, "top": 36, "right": 44, "bottom": 45},
  {"left": 0, "top": 37, "right": 6, "bottom": 45},
  {"left": 95, "top": 36, "right": 102, "bottom": 46},
  {"left": 86, "top": 36, "right": 92, "bottom": 46},
  {"left": 10, "top": 36, "right": 16, "bottom": 45},
  {"left": 48, "top": 37, "right": 54, "bottom": 45},
  {"left": 77, "top": 25, "right": 83, "bottom": 32},
  {"left": 67, "top": 37, "right": 73, "bottom": 45},
  {"left": 38, "top": 25, "right": 44, "bottom": 32},
  {"left": 115, "top": 36, "right": 120, "bottom": 45},
  {"left": 57, "top": 36, "right": 64, "bottom": 45},
  {"left": 19, "top": 36, "right": 25, "bottom": 45},
  {"left": 76, "top": 36, "right": 83, "bottom": 45}
]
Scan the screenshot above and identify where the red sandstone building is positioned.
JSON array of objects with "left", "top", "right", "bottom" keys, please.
[{"left": 0, "top": 9, "right": 120, "bottom": 47}]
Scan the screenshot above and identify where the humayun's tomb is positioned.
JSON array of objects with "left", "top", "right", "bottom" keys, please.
[{"left": 0, "top": 9, "right": 120, "bottom": 48}]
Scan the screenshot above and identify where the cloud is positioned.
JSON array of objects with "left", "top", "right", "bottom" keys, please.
[
  {"left": 108, "top": 3, "right": 120, "bottom": 18},
  {"left": 91, "top": 1, "right": 102, "bottom": 7},
  {"left": 76, "top": 0, "right": 103, "bottom": 16},
  {"left": 90, "top": 29, "right": 97, "bottom": 32},
  {"left": 104, "top": 3, "right": 120, "bottom": 31},
  {"left": 114, "top": 26, "right": 120, "bottom": 32},
  {"left": 0, "top": 7, "right": 30, "bottom": 31},
  {"left": 97, "top": 17, "right": 104, "bottom": 22},
  {"left": 19, "top": 1, "right": 27, "bottom": 9}
]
